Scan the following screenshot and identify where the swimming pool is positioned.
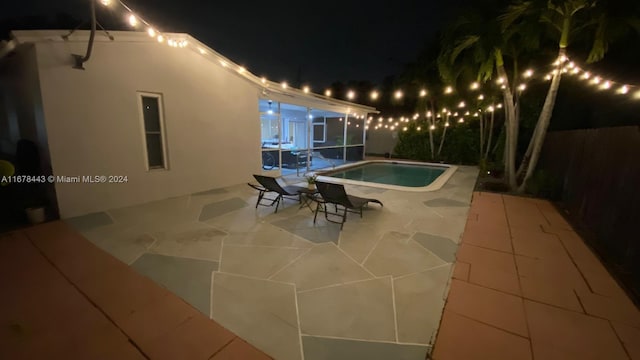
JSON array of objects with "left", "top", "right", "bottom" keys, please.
[{"left": 318, "top": 160, "right": 457, "bottom": 192}]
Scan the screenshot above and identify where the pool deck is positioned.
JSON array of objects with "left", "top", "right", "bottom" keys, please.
[{"left": 3, "top": 165, "right": 639, "bottom": 359}]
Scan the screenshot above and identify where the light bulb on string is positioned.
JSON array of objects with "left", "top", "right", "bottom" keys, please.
[
  {"left": 430, "top": 124, "right": 436, "bottom": 130},
  {"left": 478, "top": 94, "right": 484, "bottom": 100},
  {"left": 601, "top": 81, "right": 611, "bottom": 90},
  {"left": 458, "top": 101, "right": 466, "bottom": 108},
  {"left": 444, "top": 86, "right": 453, "bottom": 94},
  {"left": 444, "top": 122, "right": 450, "bottom": 127},
  {"left": 128, "top": 14, "right": 138, "bottom": 27},
  {"left": 147, "top": 28, "right": 156, "bottom": 37},
  {"left": 324, "top": 89, "right": 332, "bottom": 97},
  {"left": 523, "top": 69, "right": 533, "bottom": 78},
  {"left": 518, "top": 84, "right": 526, "bottom": 91},
  {"left": 394, "top": 90, "right": 403, "bottom": 99},
  {"left": 417, "top": 126, "right": 422, "bottom": 131},
  {"left": 419, "top": 89, "right": 428, "bottom": 97},
  {"left": 470, "top": 82, "right": 480, "bottom": 90},
  {"left": 281, "top": 82, "right": 288, "bottom": 89},
  {"left": 618, "top": 85, "right": 629, "bottom": 94},
  {"left": 496, "top": 103, "right": 503, "bottom": 109},
  {"left": 347, "top": 90, "right": 355, "bottom": 100},
  {"left": 238, "top": 66, "right": 246, "bottom": 73},
  {"left": 458, "top": 118, "right": 464, "bottom": 123},
  {"left": 303, "top": 86, "right": 310, "bottom": 93},
  {"left": 370, "top": 91, "right": 379, "bottom": 100},
  {"left": 157, "top": 35, "right": 164, "bottom": 43}
]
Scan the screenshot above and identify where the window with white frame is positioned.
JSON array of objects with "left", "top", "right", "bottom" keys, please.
[{"left": 138, "top": 92, "right": 168, "bottom": 170}]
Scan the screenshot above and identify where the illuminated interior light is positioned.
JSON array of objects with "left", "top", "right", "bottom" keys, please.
[
  {"left": 238, "top": 66, "right": 246, "bottom": 73},
  {"left": 261, "top": 77, "right": 267, "bottom": 84},
  {"left": 198, "top": 48, "right": 206, "bottom": 55},
  {"left": 128, "top": 14, "right": 138, "bottom": 27},
  {"left": 220, "top": 60, "right": 228, "bottom": 67}
]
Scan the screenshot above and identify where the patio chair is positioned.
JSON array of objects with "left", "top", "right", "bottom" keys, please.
[
  {"left": 248, "top": 174, "right": 307, "bottom": 213},
  {"left": 314, "top": 181, "right": 383, "bottom": 229}
]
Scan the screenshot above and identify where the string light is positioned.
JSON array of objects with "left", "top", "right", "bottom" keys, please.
[
  {"left": 261, "top": 77, "right": 267, "bottom": 84},
  {"left": 419, "top": 89, "right": 428, "bottom": 97},
  {"left": 128, "top": 14, "right": 138, "bottom": 27},
  {"left": 147, "top": 28, "right": 156, "bottom": 37},
  {"left": 303, "top": 86, "right": 310, "bottom": 93},
  {"left": 478, "top": 94, "right": 484, "bottom": 100},
  {"left": 347, "top": 90, "right": 355, "bottom": 100},
  {"left": 100, "top": 0, "right": 111, "bottom": 6},
  {"left": 156, "top": 35, "right": 164, "bottom": 43},
  {"left": 281, "top": 82, "right": 288, "bottom": 89},
  {"left": 523, "top": 69, "right": 534, "bottom": 78},
  {"left": 394, "top": 90, "right": 403, "bottom": 99},
  {"left": 370, "top": 91, "right": 379, "bottom": 100},
  {"left": 470, "top": 82, "right": 480, "bottom": 90},
  {"left": 458, "top": 101, "right": 466, "bottom": 108},
  {"left": 238, "top": 66, "right": 246, "bottom": 73},
  {"left": 324, "top": 89, "right": 332, "bottom": 97},
  {"left": 444, "top": 86, "right": 453, "bottom": 94},
  {"left": 518, "top": 84, "right": 526, "bottom": 91},
  {"left": 619, "top": 85, "right": 629, "bottom": 94}
]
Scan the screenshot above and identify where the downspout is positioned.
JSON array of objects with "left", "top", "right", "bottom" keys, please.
[{"left": 72, "top": 0, "right": 96, "bottom": 70}]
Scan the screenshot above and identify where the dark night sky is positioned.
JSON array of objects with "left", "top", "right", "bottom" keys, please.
[{"left": 3, "top": 0, "right": 468, "bottom": 88}]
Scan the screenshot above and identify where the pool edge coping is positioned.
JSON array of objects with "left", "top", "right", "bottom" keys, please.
[{"left": 315, "top": 160, "right": 458, "bottom": 192}]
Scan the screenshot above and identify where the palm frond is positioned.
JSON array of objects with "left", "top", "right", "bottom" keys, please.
[{"left": 450, "top": 35, "right": 481, "bottom": 64}]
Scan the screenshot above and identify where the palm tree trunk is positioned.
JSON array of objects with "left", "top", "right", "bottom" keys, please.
[
  {"left": 517, "top": 18, "right": 570, "bottom": 193},
  {"left": 479, "top": 112, "right": 485, "bottom": 159},
  {"left": 484, "top": 109, "right": 495, "bottom": 160},
  {"left": 429, "top": 101, "right": 436, "bottom": 160},
  {"left": 496, "top": 62, "right": 517, "bottom": 189},
  {"left": 437, "top": 114, "right": 449, "bottom": 157},
  {"left": 516, "top": 124, "right": 536, "bottom": 178}
]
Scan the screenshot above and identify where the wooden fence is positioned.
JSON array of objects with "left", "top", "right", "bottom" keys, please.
[{"left": 540, "top": 126, "right": 640, "bottom": 302}]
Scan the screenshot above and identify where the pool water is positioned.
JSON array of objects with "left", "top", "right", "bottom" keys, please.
[{"left": 326, "top": 162, "right": 446, "bottom": 187}]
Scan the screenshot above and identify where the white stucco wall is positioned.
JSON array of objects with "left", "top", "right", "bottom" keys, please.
[{"left": 31, "top": 33, "right": 261, "bottom": 217}]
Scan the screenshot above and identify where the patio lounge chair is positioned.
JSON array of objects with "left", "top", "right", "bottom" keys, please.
[
  {"left": 248, "top": 174, "right": 307, "bottom": 213},
  {"left": 314, "top": 181, "right": 383, "bottom": 229}
]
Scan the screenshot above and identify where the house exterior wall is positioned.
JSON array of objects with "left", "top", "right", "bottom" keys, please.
[{"left": 33, "top": 34, "right": 261, "bottom": 218}]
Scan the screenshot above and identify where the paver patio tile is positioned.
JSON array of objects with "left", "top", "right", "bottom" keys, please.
[
  {"left": 223, "top": 224, "right": 312, "bottom": 248},
  {"left": 576, "top": 288, "right": 640, "bottom": 327},
  {"left": 338, "top": 226, "right": 386, "bottom": 263},
  {"left": 212, "top": 338, "right": 273, "bottom": 360},
  {"left": 612, "top": 322, "right": 640, "bottom": 359},
  {"left": 140, "top": 314, "right": 235, "bottom": 360},
  {"left": 550, "top": 228, "right": 629, "bottom": 298},
  {"left": 519, "top": 274, "right": 583, "bottom": 311},
  {"left": 301, "top": 336, "right": 428, "bottom": 360},
  {"left": 460, "top": 221, "right": 512, "bottom": 253},
  {"left": 271, "top": 243, "right": 371, "bottom": 291},
  {"left": 452, "top": 261, "right": 470, "bottom": 281},
  {"left": 65, "top": 211, "right": 113, "bottom": 231},
  {"left": 525, "top": 300, "right": 628, "bottom": 360},
  {"left": 456, "top": 243, "right": 517, "bottom": 274},
  {"left": 511, "top": 231, "right": 567, "bottom": 261},
  {"left": 432, "top": 310, "right": 532, "bottom": 360},
  {"left": 220, "top": 245, "right": 308, "bottom": 279},
  {"left": 118, "top": 293, "right": 199, "bottom": 343},
  {"left": 82, "top": 226, "right": 156, "bottom": 265},
  {"left": 394, "top": 265, "right": 452, "bottom": 344},
  {"left": 446, "top": 279, "right": 528, "bottom": 337},
  {"left": 469, "top": 265, "right": 521, "bottom": 296},
  {"left": 364, "top": 232, "right": 445, "bottom": 277},
  {"left": 298, "top": 277, "right": 396, "bottom": 341}
]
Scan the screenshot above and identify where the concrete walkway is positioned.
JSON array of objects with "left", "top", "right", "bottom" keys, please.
[
  {"left": 433, "top": 192, "right": 640, "bottom": 360},
  {"left": 0, "top": 222, "right": 271, "bottom": 359}
]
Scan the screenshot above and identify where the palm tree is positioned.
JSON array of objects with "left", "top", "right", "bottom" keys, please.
[
  {"left": 503, "top": 0, "right": 640, "bottom": 192},
  {"left": 438, "top": 0, "right": 526, "bottom": 188}
]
